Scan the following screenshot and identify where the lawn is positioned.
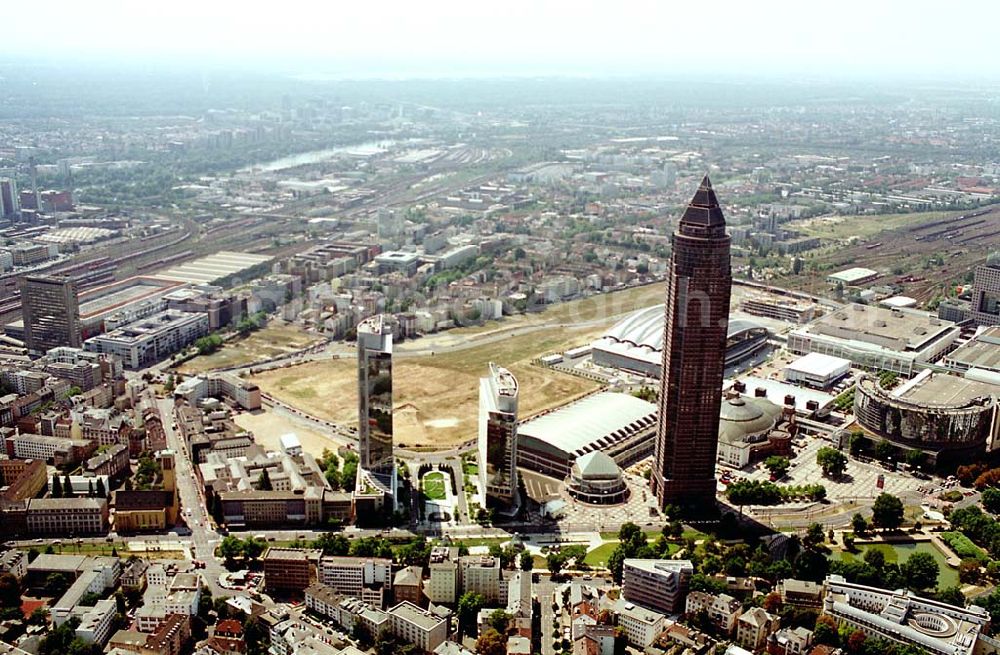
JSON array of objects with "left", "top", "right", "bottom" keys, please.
[
  {"left": 251, "top": 324, "right": 603, "bottom": 448},
  {"left": 423, "top": 472, "right": 447, "bottom": 500},
  {"left": 833, "top": 541, "right": 958, "bottom": 589},
  {"left": 584, "top": 543, "right": 619, "bottom": 568}
]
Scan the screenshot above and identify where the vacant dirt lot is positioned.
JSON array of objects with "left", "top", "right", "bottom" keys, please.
[
  {"left": 178, "top": 323, "right": 324, "bottom": 374},
  {"left": 233, "top": 408, "right": 342, "bottom": 455},
  {"left": 251, "top": 324, "right": 605, "bottom": 448}
]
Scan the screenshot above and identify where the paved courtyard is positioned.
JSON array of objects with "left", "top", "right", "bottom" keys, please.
[{"left": 735, "top": 434, "right": 926, "bottom": 504}]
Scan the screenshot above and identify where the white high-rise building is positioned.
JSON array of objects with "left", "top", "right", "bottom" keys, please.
[{"left": 478, "top": 363, "right": 518, "bottom": 508}]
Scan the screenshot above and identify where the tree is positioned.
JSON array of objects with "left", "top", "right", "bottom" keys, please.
[
  {"left": 95, "top": 478, "right": 106, "bottom": 498},
  {"left": 476, "top": 628, "right": 507, "bottom": 655},
  {"left": 960, "top": 558, "right": 982, "bottom": 584},
  {"left": 875, "top": 440, "right": 895, "bottom": 462},
  {"left": 44, "top": 572, "right": 72, "bottom": 597},
  {"left": 871, "top": 493, "right": 904, "bottom": 531},
  {"left": 219, "top": 536, "right": 244, "bottom": 564},
  {"left": 258, "top": 469, "right": 273, "bottom": 491},
  {"left": 935, "top": 586, "right": 966, "bottom": 609},
  {"left": 905, "top": 449, "right": 927, "bottom": 470},
  {"left": 488, "top": 609, "right": 512, "bottom": 635},
  {"left": 29, "top": 606, "right": 49, "bottom": 626},
  {"left": 88, "top": 480, "right": 95, "bottom": 497},
  {"left": 849, "top": 431, "right": 868, "bottom": 456},
  {"left": 817, "top": 447, "right": 847, "bottom": 478},
  {"left": 982, "top": 488, "right": 1000, "bottom": 514},
  {"left": 457, "top": 592, "right": 485, "bottom": 637},
  {"left": 244, "top": 616, "right": 270, "bottom": 655},
  {"left": 804, "top": 523, "right": 825, "bottom": 549},
  {"left": 863, "top": 549, "right": 885, "bottom": 570},
  {"left": 63, "top": 474, "right": 74, "bottom": 498},
  {"left": 519, "top": 550, "right": 533, "bottom": 572},
  {"left": 847, "top": 630, "right": 867, "bottom": 654},
  {"left": 764, "top": 456, "right": 791, "bottom": 479},
  {"left": 813, "top": 615, "right": 839, "bottom": 646},
  {"left": 52, "top": 474, "right": 62, "bottom": 498},
  {"left": 0, "top": 573, "right": 21, "bottom": 609},
  {"left": 762, "top": 591, "right": 782, "bottom": 613},
  {"left": 546, "top": 551, "right": 566, "bottom": 577},
  {"left": 851, "top": 513, "right": 869, "bottom": 536},
  {"left": 900, "top": 551, "right": 939, "bottom": 591}
]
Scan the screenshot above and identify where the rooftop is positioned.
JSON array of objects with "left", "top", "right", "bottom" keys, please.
[
  {"left": 156, "top": 251, "right": 274, "bottom": 286},
  {"left": 886, "top": 370, "right": 999, "bottom": 407},
  {"left": 517, "top": 391, "right": 656, "bottom": 457},
  {"left": 945, "top": 327, "right": 1000, "bottom": 373},
  {"left": 389, "top": 601, "right": 447, "bottom": 631},
  {"left": 798, "top": 304, "right": 956, "bottom": 353},
  {"left": 785, "top": 352, "right": 852, "bottom": 377},
  {"left": 828, "top": 267, "right": 879, "bottom": 284},
  {"left": 593, "top": 305, "right": 764, "bottom": 367}
]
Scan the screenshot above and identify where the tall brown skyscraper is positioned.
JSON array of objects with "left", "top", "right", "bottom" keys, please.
[{"left": 652, "top": 176, "right": 732, "bottom": 508}]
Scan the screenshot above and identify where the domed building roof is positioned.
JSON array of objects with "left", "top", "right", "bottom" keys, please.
[
  {"left": 572, "top": 451, "right": 621, "bottom": 480},
  {"left": 718, "top": 396, "right": 782, "bottom": 444}
]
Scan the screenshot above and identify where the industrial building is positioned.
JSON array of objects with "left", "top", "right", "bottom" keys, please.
[
  {"left": 854, "top": 370, "right": 999, "bottom": 459},
  {"left": 826, "top": 267, "right": 879, "bottom": 286},
  {"left": 156, "top": 251, "right": 274, "bottom": 287},
  {"left": 84, "top": 309, "right": 210, "bottom": 369},
  {"left": 516, "top": 392, "right": 657, "bottom": 478},
  {"left": 783, "top": 352, "right": 852, "bottom": 389},
  {"left": 787, "top": 304, "right": 959, "bottom": 376},
  {"left": 942, "top": 326, "right": 1000, "bottom": 375},
  {"left": 739, "top": 293, "right": 818, "bottom": 324},
  {"left": 6, "top": 275, "right": 188, "bottom": 343},
  {"left": 591, "top": 308, "right": 768, "bottom": 378}
]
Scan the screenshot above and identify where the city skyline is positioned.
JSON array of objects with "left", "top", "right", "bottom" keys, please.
[{"left": 2, "top": 1, "right": 1000, "bottom": 78}]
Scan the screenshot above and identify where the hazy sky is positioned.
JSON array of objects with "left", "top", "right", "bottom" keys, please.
[{"left": 4, "top": 0, "right": 999, "bottom": 78}]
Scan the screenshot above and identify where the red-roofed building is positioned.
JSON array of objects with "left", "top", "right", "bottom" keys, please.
[{"left": 208, "top": 619, "right": 245, "bottom": 655}]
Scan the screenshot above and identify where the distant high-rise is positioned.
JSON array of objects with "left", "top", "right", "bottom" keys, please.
[
  {"left": 970, "top": 253, "right": 1000, "bottom": 327},
  {"left": 20, "top": 274, "right": 82, "bottom": 355},
  {"left": 0, "top": 178, "right": 18, "bottom": 218},
  {"left": 652, "top": 176, "right": 732, "bottom": 508},
  {"left": 357, "top": 315, "right": 394, "bottom": 476},
  {"left": 478, "top": 362, "right": 519, "bottom": 508}
]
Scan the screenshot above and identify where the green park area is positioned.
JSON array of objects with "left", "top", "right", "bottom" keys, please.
[
  {"left": 832, "top": 541, "right": 958, "bottom": 589},
  {"left": 422, "top": 472, "right": 447, "bottom": 501}
]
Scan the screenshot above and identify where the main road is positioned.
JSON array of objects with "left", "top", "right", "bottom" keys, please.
[{"left": 158, "top": 397, "right": 229, "bottom": 597}]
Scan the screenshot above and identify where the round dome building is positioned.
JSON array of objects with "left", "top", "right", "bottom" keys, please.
[{"left": 566, "top": 451, "right": 628, "bottom": 504}]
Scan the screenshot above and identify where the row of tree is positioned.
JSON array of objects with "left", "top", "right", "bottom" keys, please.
[{"left": 51, "top": 474, "right": 106, "bottom": 498}]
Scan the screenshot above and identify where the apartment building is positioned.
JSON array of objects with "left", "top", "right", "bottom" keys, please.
[
  {"left": 318, "top": 557, "right": 393, "bottom": 608},
  {"left": 387, "top": 601, "right": 448, "bottom": 653},
  {"left": 685, "top": 591, "right": 743, "bottom": 635},
  {"left": 737, "top": 608, "right": 781, "bottom": 651},
  {"left": 264, "top": 548, "right": 315, "bottom": 594},
  {"left": 25, "top": 497, "right": 108, "bottom": 535},
  {"left": 622, "top": 559, "right": 694, "bottom": 614}
]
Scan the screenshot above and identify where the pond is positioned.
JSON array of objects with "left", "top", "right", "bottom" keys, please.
[{"left": 833, "top": 541, "right": 958, "bottom": 589}]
